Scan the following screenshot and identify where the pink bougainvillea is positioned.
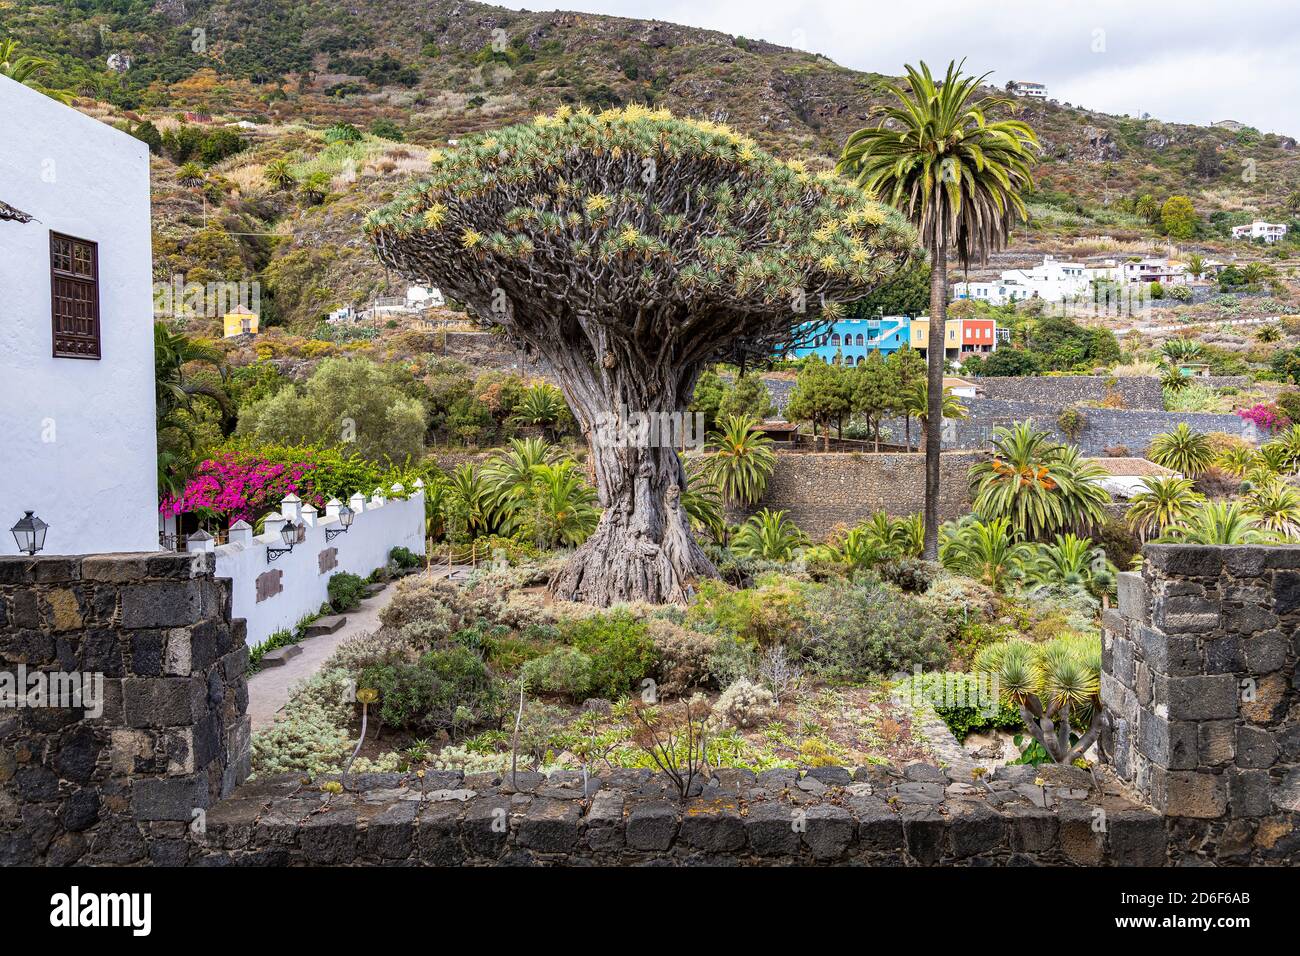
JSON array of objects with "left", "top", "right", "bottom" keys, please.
[
  {"left": 1235, "top": 403, "right": 1289, "bottom": 434},
  {"left": 160, "top": 452, "right": 327, "bottom": 526}
]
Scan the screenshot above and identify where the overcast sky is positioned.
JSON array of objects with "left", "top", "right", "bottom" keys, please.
[{"left": 513, "top": 0, "right": 1300, "bottom": 135}]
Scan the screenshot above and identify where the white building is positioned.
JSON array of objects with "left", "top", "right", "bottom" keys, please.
[
  {"left": 1010, "top": 81, "right": 1047, "bottom": 99},
  {"left": 1232, "top": 221, "right": 1288, "bottom": 243},
  {"left": 953, "top": 255, "right": 1089, "bottom": 305},
  {"left": 1086, "top": 257, "right": 1188, "bottom": 286},
  {"left": 0, "top": 77, "right": 159, "bottom": 555}
]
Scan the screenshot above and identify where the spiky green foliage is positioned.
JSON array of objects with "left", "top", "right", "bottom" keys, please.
[
  {"left": 367, "top": 105, "right": 917, "bottom": 365},
  {"left": 1023, "top": 534, "right": 1115, "bottom": 598},
  {"left": 1157, "top": 500, "right": 1276, "bottom": 545},
  {"left": 1124, "top": 475, "right": 1204, "bottom": 541},
  {"left": 835, "top": 59, "right": 1039, "bottom": 269},
  {"left": 730, "top": 508, "right": 809, "bottom": 561},
  {"left": 969, "top": 421, "right": 1109, "bottom": 539},
  {"left": 974, "top": 635, "right": 1101, "bottom": 764},
  {"left": 939, "top": 516, "right": 1033, "bottom": 591},
  {"left": 1148, "top": 423, "right": 1214, "bottom": 477},
  {"left": 509, "top": 383, "right": 570, "bottom": 440},
  {"left": 702, "top": 414, "right": 777, "bottom": 506},
  {"left": 1246, "top": 479, "right": 1300, "bottom": 540}
]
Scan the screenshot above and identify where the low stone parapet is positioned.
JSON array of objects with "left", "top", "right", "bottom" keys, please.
[{"left": 190, "top": 764, "right": 1163, "bottom": 866}]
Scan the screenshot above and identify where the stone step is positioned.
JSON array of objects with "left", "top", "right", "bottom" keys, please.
[
  {"left": 363, "top": 582, "right": 386, "bottom": 597},
  {"left": 259, "top": 644, "right": 302, "bottom": 667},
  {"left": 304, "top": 615, "right": 347, "bottom": 637}
]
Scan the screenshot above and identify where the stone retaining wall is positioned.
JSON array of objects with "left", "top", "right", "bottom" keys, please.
[
  {"left": 729, "top": 450, "right": 985, "bottom": 539},
  {"left": 1102, "top": 545, "right": 1300, "bottom": 865},
  {"left": 939, "top": 397, "right": 1247, "bottom": 456},
  {"left": 978, "top": 375, "right": 1166, "bottom": 409},
  {"left": 0, "top": 553, "right": 249, "bottom": 865},
  {"left": 190, "top": 763, "right": 1163, "bottom": 867}
]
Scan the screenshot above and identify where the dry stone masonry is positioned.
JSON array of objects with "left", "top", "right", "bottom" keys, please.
[
  {"left": 2, "top": 545, "right": 1298, "bottom": 865},
  {"left": 1103, "top": 545, "right": 1300, "bottom": 864}
]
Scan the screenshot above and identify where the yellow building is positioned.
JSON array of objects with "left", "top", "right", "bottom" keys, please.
[
  {"left": 908, "top": 317, "right": 961, "bottom": 356},
  {"left": 222, "top": 306, "right": 259, "bottom": 338}
]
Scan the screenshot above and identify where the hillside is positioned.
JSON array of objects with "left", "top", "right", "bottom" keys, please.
[{"left": 4, "top": 0, "right": 1299, "bottom": 329}]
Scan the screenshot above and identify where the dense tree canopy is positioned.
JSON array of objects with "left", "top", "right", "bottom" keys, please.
[{"left": 366, "top": 105, "right": 918, "bottom": 604}]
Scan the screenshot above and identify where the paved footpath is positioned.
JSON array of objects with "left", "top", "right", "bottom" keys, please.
[{"left": 246, "top": 567, "right": 475, "bottom": 732}]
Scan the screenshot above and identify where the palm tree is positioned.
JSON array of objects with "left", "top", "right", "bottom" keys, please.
[
  {"left": 1255, "top": 323, "right": 1282, "bottom": 343},
  {"left": 679, "top": 467, "right": 726, "bottom": 543},
  {"left": 1264, "top": 424, "right": 1300, "bottom": 473},
  {"left": 0, "top": 37, "right": 73, "bottom": 103},
  {"left": 1023, "top": 533, "right": 1114, "bottom": 598},
  {"left": 1160, "top": 337, "right": 1202, "bottom": 364},
  {"left": 1125, "top": 475, "right": 1204, "bottom": 541},
  {"left": 702, "top": 414, "right": 777, "bottom": 506},
  {"left": 939, "top": 516, "right": 1032, "bottom": 591},
  {"left": 1185, "top": 253, "right": 1206, "bottom": 281},
  {"left": 481, "top": 437, "right": 563, "bottom": 532},
  {"left": 969, "top": 421, "right": 1108, "bottom": 539},
  {"left": 807, "top": 523, "right": 889, "bottom": 571},
  {"left": 154, "top": 323, "right": 232, "bottom": 497},
  {"left": 904, "top": 379, "right": 967, "bottom": 451},
  {"left": 263, "top": 157, "right": 297, "bottom": 193},
  {"left": 730, "top": 509, "right": 808, "bottom": 561},
  {"left": 443, "top": 462, "right": 499, "bottom": 541},
  {"left": 1215, "top": 445, "right": 1257, "bottom": 478},
  {"left": 837, "top": 59, "right": 1039, "bottom": 560},
  {"left": 525, "top": 461, "right": 599, "bottom": 549},
  {"left": 1158, "top": 500, "right": 1275, "bottom": 545},
  {"left": 1246, "top": 478, "right": 1300, "bottom": 540},
  {"left": 1148, "top": 423, "right": 1214, "bottom": 476},
  {"left": 510, "top": 383, "right": 568, "bottom": 441},
  {"left": 298, "top": 171, "right": 330, "bottom": 205},
  {"left": 175, "top": 162, "right": 206, "bottom": 189}
]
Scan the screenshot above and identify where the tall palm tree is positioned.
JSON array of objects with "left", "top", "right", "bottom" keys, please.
[
  {"left": 838, "top": 60, "right": 1039, "bottom": 559},
  {"left": 525, "top": 461, "right": 599, "bottom": 549},
  {"left": 702, "top": 414, "right": 777, "bottom": 506},
  {"left": 969, "top": 421, "right": 1108, "bottom": 539},
  {"left": 1125, "top": 475, "right": 1204, "bottom": 541},
  {"left": 1148, "top": 423, "right": 1214, "bottom": 477}
]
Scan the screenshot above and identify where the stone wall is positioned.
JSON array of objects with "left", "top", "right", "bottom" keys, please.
[
  {"left": 730, "top": 451, "right": 985, "bottom": 538},
  {"left": 189, "top": 762, "right": 1164, "bottom": 866},
  {"left": 1102, "top": 545, "right": 1300, "bottom": 865},
  {"left": 0, "top": 553, "right": 249, "bottom": 865},
  {"left": 978, "top": 376, "right": 1166, "bottom": 409},
  {"left": 938, "top": 397, "right": 1247, "bottom": 456}
]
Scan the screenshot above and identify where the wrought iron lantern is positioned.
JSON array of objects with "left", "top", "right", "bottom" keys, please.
[
  {"left": 325, "top": 505, "right": 354, "bottom": 542},
  {"left": 11, "top": 511, "right": 48, "bottom": 555}
]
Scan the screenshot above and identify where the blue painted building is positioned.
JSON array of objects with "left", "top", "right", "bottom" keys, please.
[{"left": 787, "top": 316, "right": 913, "bottom": 365}]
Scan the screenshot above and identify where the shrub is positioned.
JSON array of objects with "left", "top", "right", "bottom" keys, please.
[
  {"left": 380, "top": 577, "right": 466, "bottom": 631},
  {"left": 327, "top": 628, "right": 416, "bottom": 675},
  {"left": 562, "top": 611, "right": 656, "bottom": 698},
  {"left": 802, "top": 578, "right": 950, "bottom": 679},
  {"left": 904, "top": 672, "right": 1023, "bottom": 741},
  {"left": 396, "top": 608, "right": 456, "bottom": 651},
  {"left": 878, "top": 557, "right": 939, "bottom": 593},
  {"left": 712, "top": 678, "right": 775, "bottom": 728},
  {"left": 648, "top": 618, "right": 718, "bottom": 697},
  {"left": 327, "top": 572, "right": 367, "bottom": 612},
  {"left": 360, "top": 646, "right": 500, "bottom": 735},
  {"left": 685, "top": 575, "right": 808, "bottom": 648},
  {"left": 389, "top": 546, "right": 421, "bottom": 569},
  {"left": 520, "top": 647, "right": 595, "bottom": 701}
]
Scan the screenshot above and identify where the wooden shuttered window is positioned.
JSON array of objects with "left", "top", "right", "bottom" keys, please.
[{"left": 50, "top": 232, "right": 101, "bottom": 359}]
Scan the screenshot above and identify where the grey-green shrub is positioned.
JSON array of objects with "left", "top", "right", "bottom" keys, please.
[
  {"left": 801, "top": 578, "right": 950, "bottom": 678},
  {"left": 520, "top": 647, "right": 595, "bottom": 701}
]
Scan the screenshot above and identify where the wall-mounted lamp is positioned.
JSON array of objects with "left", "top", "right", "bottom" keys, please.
[
  {"left": 11, "top": 511, "right": 48, "bottom": 556},
  {"left": 325, "top": 505, "right": 354, "bottom": 542},
  {"left": 266, "top": 521, "right": 304, "bottom": 563}
]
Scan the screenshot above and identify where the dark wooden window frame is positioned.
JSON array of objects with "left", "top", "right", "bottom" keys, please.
[{"left": 49, "top": 231, "right": 101, "bottom": 360}]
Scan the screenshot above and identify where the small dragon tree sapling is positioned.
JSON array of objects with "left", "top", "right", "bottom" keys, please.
[
  {"left": 366, "top": 105, "right": 917, "bottom": 606},
  {"left": 630, "top": 697, "right": 709, "bottom": 803},
  {"left": 974, "top": 636, "right": 1103, "bottom": 765},
  {"left": 341, "top": 686, "right": 379, "bottom": 790}
]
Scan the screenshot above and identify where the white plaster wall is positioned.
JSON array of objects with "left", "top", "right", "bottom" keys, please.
[
  {"left": 0, "top": 77, "right": 159, "bottom": 554},
  {"left": 211, "top": 489, "right": 426, "bottom": 648}
]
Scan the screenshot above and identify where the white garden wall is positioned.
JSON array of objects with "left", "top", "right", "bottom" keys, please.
[{"left": 190, "top": 483, "right": 426, "bottom": 648}]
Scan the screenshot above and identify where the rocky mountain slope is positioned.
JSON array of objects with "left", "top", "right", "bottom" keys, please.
[{"left": 4, "top": 0, "right": 1298, "bottom": 329}]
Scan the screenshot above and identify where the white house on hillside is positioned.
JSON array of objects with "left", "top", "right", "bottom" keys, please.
[
  {"left": 1010, "top": 81, "right": 1047, "bottom": 99},
  {"left": 1232, "top": 221, "right": 1288, "bottom": 243},
  {"left": 0, "top": 76, "right": 159, "bottom": 555},
  {"left": 953, "top": 255, "right": 1089, "bottom": 305}
]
